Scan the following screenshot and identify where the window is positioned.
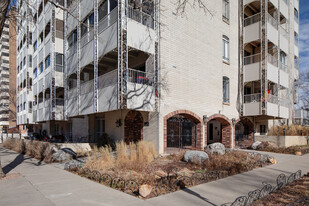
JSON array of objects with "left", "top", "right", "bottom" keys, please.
[
  {"left": 294, "top": 8, "right": 299, "bottom": 21},
  {"left": 222, "top": 35, "right": 229, "bottom": 62},
  {"left": 39, "top": 32, "right": 44, "bottom": 44},
  {"left": 38, "top": 2, "right": 43, "bottom": 17},
  {"left": 98, "top": 1, "right": 108, "bottom": 21},
  {"left": 81, "top": 18, "right": 88, "bottom": 37},
  {"left": 223, "top": 76, "right": 230, "bottom": 103},
  {"left": 222, "top": 0, "right": 230, "bottom": 22},
  {"left": 23, "top": 56, "right": 26, "bottom": 67},
  {"left": 33, "top": 41, "right": 37, "bottom": 51},
  {"left": 33, "top": 13, "right": 37, "bottom": 24},
  {"left": 68, "top": 29, "right": 77, "bottom": 48},
  {"left": 260, "top": 125, "right": 266, "bottom": 135},
  {"left": 95, "top": 118, "right": 105, "bottom": 138},
  {"left": 29, "top": 55, "right": 32, "bottom": 67},
  {"left": 56, "top": 53, "right": 64, "bottom": 72},
  {"left": 45, "top": 55, "right": 50, "bottom": 68},
  {"left": 34, "top": 68, "right": 37, "bottom": 78},
  {"left": 39, "top": 62, "right": 43, "bottom": 73},
  {"left": 45, "top": 22, "right": 51, "bottom": 37},
  {"left": 17, "top": 66, "right": 19, "bottom": 73},
  {"left": 89, "top": 13, "right": 94, "bottom": 28}
]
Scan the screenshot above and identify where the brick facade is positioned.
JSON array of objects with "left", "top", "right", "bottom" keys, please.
[
  {"left": 234, "top": 118, "right": 254, "bottom": 148},
  {"left": 164, "top": 110, "right": 203, "bottom": 152},
  {"left": 124, "top": 110, "right": 144, "bottom": 143},
  {"left": 205, "top": 114, "right": 232, "bottom": 148}
]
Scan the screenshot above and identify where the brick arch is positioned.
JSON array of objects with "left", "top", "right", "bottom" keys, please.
[
  {"left": 164, "top": 110, "right": 203, "bottom": 152},
  {"left": 234, "top": 118, "right": 254, "bottom": 148},
  {"left": 205, "top": 114, "right": 232, "bottom": 148}
]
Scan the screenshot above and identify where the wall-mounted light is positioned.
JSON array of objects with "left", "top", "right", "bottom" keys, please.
[
  {"left": 203, "top": 115, "right": 208, "bottom": 124},
  {"left": 231, "top": 118, "right": 236, "bottom": 125},
  {"left": 144, "top": 122, "right": 149, "bottom": 126},
  {"left": 115, "top": 119, "right": 122, "bottom": 127}
]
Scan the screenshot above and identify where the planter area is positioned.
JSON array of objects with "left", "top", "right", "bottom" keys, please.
[
  {"left": 251, "top": 141, "right": 309, "bottom": 156},
  {"left": 64, "top": 142, "right": 275, "bottom": 199}
]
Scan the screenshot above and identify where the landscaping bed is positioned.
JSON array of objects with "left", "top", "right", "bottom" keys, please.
[
  {"left": 251, "top": 173, "right": 309, "bottom": 206},
  {"left": 65, "top": 142, "right": 274, "bottom": 198},
  {"left": 252, "top": 142, "right": 309, "bottom": 156}
]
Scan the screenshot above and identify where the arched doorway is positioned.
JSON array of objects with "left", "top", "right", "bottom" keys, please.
[
  {"left": 206, "top": 114, "right": 232, "bottom": 148},
  {"left": 164, "top": 110, "right": 203, "bottom": 152},
  {"left": 124, "top": 110, "right": 143, "bottom": 144},
  {"left": 235, "top": 118, "right": 254, "bottom": 148}
]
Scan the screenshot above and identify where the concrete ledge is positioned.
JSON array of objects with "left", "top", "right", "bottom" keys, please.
[
  {"left": 256, "top": 135, "right": 309, "bottom": 147},
  {"left": 53, "top": 143, "right": 92, "bottom": 154}
]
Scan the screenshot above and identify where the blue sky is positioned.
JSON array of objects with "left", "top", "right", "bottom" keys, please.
[{"left": 299, "top": 0, "right": 309, "bottom": 74}]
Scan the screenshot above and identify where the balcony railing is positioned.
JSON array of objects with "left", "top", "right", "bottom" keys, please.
[
  {"left": 280, "top": 98, "right": 290, "bottom": 108},
  {"left": 128, "top": 5, "right": 154, "bottom": 29},
  {"left": 279, "top": 62, "right": 288, "bottom": 72},
  {"left": 127, "top": 68, "right": 154, "bottom": 86},
  {"left": 244, "top": 53, "right": 261, "bottom": 65},
  {"left": 244, "top": 93, "right": 261, "bottom": 103},
  {"left": 267, "top": 94, "right": 279, "bottom": 104},
  {"left": 56, "top": 98, "right": 64, "bottom": 106},
  {"left": 280, "top": 26, "right": 289, "bottom": 40},
  {"left": 282, "top": 0, "right": 289, "bottom": 5},
  {"left": 267, "top": 13, "right": 278, "bottom": 29},
  {"left": 268, "top": 54, "right": 278, "bottom": 67},
  {"left": 98, "top": 7, "right": 118, "bottom": 34},
  {"left": 244, "top": 13, "right": 260, "bottom": 27}
]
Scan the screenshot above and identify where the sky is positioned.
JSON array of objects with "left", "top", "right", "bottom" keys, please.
[{"left": 299, "top": 0, "right": 309, "bottom": 74}]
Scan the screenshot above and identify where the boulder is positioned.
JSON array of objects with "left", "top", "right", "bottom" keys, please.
[
  {"left": 64, "top": 160, "right": 83, "bottom": 170},
  {"left": 139, "top": 184, "right": 152, "bottom": 198},
  {"left": 53, "top": 148, "right": 76, "bottom": 162},
  {"left": 205, "top": 143, "right": 226, "bottom": 155},
  {"left": 183, "top": 150, "right": 209, "bottom": 164},
  {"left": 268, "top": 158, "right": 277, "bottom": 164},
  {"left": 251, "top": 141, "right": 262, "bottom": 150},
  {"left": 295, "top": 151, "right": 302, "bottom": 156}
]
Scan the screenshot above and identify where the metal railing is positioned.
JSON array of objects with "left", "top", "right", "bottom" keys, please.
[
  {"left": 127, "top": 68, "right": 154, "bottom": 86},
  {"left": 244, "top": 53, "right": 261, "bottom": 65},
  {"left": 244, "top": 13, "right": 261, "bottom": 27},
  {"left": 280, "top": 26, "right": 289, "bottom": 40},
  {"left": 280, "top": 98, "right": 290, "bottom": 108},
  {"left": 80, "top": 79, "right": 94, "bottom": 95},
  {"left": 267, "top": 94, "right": 279, "bottom": 104},
  {"left": 294, "top": 36, "right": 299, "bottom": 46},
  {"left": 268, "top": 54, "right": 278, "bottom": 67},
  {"left": 128, "top": 5, "right": 154, "bottom": 29},
  {"left": 267, "top": 13, "right": 278, "bottom": 29},
  {"left": 244, "top": 94, "right": 261, "bottom": 103},
  {"left": 56, "top": 98, "right": 64, "bottom": 106},
  {"left": 98, "top": 7, "right": 118, "bottom": 34}
]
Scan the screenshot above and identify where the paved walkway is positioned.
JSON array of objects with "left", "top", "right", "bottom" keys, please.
[{"left": 1, "top": 146, "right": 309, "bottom": 206}]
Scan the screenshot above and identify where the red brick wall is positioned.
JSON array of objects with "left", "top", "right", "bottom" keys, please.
[
  {"left": 124, "top": 110, "right": 143, "bottom": 143},
  {"left": 164, "top": 110, "right": 203, "bottom": 151}
]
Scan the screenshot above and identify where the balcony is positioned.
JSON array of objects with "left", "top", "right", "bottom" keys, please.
[
  {"left": 244, "top": 13, "right": 279, "bottom": 45},
  {"left": 243, "top": 93, "right": 290, "bottom": 117}
]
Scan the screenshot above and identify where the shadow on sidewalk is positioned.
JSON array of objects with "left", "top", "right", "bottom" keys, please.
[
  {"left": 182, "top": 188, "right": 217, "bottom": 206},
  {"left": 2, "top": 153, "right": 30, "bottom": 174}
]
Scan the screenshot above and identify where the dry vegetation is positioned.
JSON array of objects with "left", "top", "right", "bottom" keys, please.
[
  {"left": 268, "top": 125, "right": 309, "bottom": 136},
  {"left": 2, "top": 138, "right": 53, "bottom": 162},
  {"left": 80, "top": 141, "right": 271, "bottom": 197},
  {"left": 255, "top": 142, "right": 309, "bottom": 155},
  {"left": 251, "top": 174, "right": 309, "bottom": 206}
]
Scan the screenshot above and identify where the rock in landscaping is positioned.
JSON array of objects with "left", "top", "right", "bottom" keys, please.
[
  {"left": 295, "top": 151, "right": 302, "bottom": 156},
  {"left": 251, "top": 141, "right": 262, "bottom": 150},
  {"left": 183, "top": 150, "right": 209, "bottom": 164},
  {"left": 139, "top": 184, "right": 152, "bottom": 198},
  {"left": 205, "top": 143, "right": 226, "bottom": 155},
  {"left": 268, "top": 158, "right": 277, "bottom": 164},
  {"left": 53, "top": 148, "right": 76, "bottom": 162},
  {"left": 154, "top": 170, "right": 168, "bottom": 178},
  {"left": 64, "top": 160, "right": 83, "bottom": 170}
]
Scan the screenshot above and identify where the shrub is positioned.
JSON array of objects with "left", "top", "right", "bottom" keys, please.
[{"left": 97, "top": 133, "right": 116, "bottom": 150}]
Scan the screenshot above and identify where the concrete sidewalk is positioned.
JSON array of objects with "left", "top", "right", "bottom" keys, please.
[{"left": 1, "top": 146, "right": 309, "bottom": 206}]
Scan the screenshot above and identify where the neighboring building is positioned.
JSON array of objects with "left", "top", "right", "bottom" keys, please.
[
  {"left": 16, "top": 0, "right": 65, "bottom": 136},
  {"left": 15, "top": 0, "right": 299, "bottom": 152},
  {"left": 0, "top": 9, "right": 18, "bottom": 133}
]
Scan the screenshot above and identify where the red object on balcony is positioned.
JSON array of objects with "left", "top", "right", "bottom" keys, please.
[{"left": 137, "top": 76, "right": 148, "bottom": 80}]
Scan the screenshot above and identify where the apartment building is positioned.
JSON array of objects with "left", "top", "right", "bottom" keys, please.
[
  {"left": 15, "top": 0, "right": 299, "bottom": 153},
  {"left": 0, "top": 9, "right": 18, "bottom": 133},
  {"left": 16, "top": 0, "right": 65, "bottom": 135},
  {"left": 241, "top": 0, "right": 299, "bottom": 138}
]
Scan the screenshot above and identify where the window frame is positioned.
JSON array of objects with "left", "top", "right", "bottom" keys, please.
[
  {"left": 222, "top": 35, "right": 230, "bottom": 63},
  {"left": 222, "top": 0, "right": 230, "bottom": 22},
  {"left": 223, "top": 76, "right": 230, "bottom": 103}
]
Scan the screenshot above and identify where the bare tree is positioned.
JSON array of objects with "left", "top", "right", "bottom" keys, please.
[{"left": 296, "top": 71, "right": 309, "bottom": 110}]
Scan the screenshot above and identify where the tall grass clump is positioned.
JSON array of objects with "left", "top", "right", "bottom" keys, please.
[
  {"left": 268, "top": 125, "right": 309, "bottom": 136},
  {"left": 84, "top": 140, "right": 157, "bottom": 172}
]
